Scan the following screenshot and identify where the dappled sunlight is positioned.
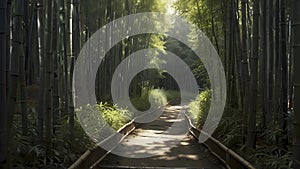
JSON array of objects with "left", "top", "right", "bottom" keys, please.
[
  {"left": 179, "top": 141, "right": 189, "bottom": 146},
  {"left": 99, "top": 106, "right": 225, "bottom": 168},
  {"left": 178, "top": 154, "right": 199, "bottom": 160},
  {"left": 166, "top": 105, "right": 183, "bottom": 110},
  {"left": 165, "top": 118, "right": 184, "bottom": 123},
  {"left": 3, "top": 0, "right": 295, "bottom": 167}
]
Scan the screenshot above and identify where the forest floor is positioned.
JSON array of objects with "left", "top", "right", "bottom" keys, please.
[{"left": 98, "top": 106, "right": 225, "bottom": 169}]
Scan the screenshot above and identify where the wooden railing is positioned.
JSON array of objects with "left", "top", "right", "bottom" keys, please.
[
  {"left": 69, "top": 120, "right": 136, "bottom": 169},
  {"left": 184, "top": 112, "right": 256, "bottom": 169},
  {"left": 69, "top": 106, "right": 256, "bottom": 169}
]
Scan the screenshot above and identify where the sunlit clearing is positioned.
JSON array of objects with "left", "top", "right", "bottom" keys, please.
[{"left": 149, "top": 89, "right": 168, "bottom": 106}]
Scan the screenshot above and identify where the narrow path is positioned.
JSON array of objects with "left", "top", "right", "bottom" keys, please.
[{"left": 98, "top": 106, "right": 225, "bottom": 169}]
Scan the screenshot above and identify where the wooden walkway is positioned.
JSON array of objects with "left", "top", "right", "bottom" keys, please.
[{"left": 98, "top": 106, "right": 225, "bottom": 169}]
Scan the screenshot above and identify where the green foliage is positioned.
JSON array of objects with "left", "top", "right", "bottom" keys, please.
[
  {"left": 246, "top": 146, "right": 292, "bottom": 169},
  {"left": 213, "top": 107, "right": 243, "bottom": 147},
  {"left": 131, "top": 87, "right": 180, "bottom": 111},
  {"left": 165, "top": 37, "right": 210, "bottom": 88},
  {"left": 214, "top": 108, "right": 292, "bottom": 168},
  {"left": 164, "top": 90, "right": 181, "bottom": 104},
  {"left": 188, "top": 90, "right": 292, "bottom": 168},
  {"left": 76, "top": 103, "right": 132, "bottom": 143},
  {"left": 98, "top": 102, "right": 131, "bottom": 130},
  {"left": 130, "top": 87, "right": 153, "bottom": 111},
  {"left": 188, "top": 89, "right": 211, "bottom": 127},
  {"left": 131, "top": 88, "right": 170, "bottom": 111},
  {"left": 173, "top": 0, "right": 226, "bottom": 56},
  {"left": 12, "top": 109, "right": 93, "bottom": 169},
  {"left": 12, "top": 102, "right": 131, "bottom": 168}
]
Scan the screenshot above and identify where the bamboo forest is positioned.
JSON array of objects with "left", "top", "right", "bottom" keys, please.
[{"left": 0, "top": 0, "right": 300, "bottom": 168}]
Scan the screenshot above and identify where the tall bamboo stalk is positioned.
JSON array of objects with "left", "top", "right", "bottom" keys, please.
[
  {"left": 0, "top": 0, "right": 7, "bottom": 167},
  {"left": 52, "top": 0, "right": 59, "bottom": 135},
  {"left": 247, "top": 0, "right": 260, "bottom": 148},
  {"left": 292, "top": 0, "right": 300, "bottom": 168},
  {"left": 241, "top": 0, "right": 250, "bottom": 144},
  {"left": 6, "top": 0, "right": 11, "bottom": 98},
  {"left": 267, "top": 0, "right": 274, "bottom": 128},
  {"left": 259, "top": 0, "right": 267, "bottom": 128},
  {"left": 37, "top": 0, "right": 45, "bottom": 144},
  {"left": 20, "top": 32, "right": 28, "bottom": 136},
  {"left": 280, "top": 0, "right": 288, "bottom": 147},
  {"left": 44, "top": 0, "right": 53, "bottom": 155},
  {"left": 7, "top": 0, "right": 24, "bottom": 166},
  {"left": 70, "top": 0, "right": 80, "bottom": 140}
]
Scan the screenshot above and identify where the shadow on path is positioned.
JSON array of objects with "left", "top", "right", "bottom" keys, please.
[{"left": 98, "top": 106, "right": 226, "bottom": 169}]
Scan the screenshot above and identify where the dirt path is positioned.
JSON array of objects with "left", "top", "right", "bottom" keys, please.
[{"left": 98, "top": 106, "right": 226, "bottom": 169}]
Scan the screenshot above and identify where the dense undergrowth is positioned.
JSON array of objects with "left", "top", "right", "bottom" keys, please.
[
  {"left": 188, "top": 89, "right": 292, "bottom": 169},
  {"left": 13, "top": 111, "right": 92, "bottom": 168},
  {"left": 13, "top": 102, "right": 132, "bottom": 168},
  {"left": 12, "top": 89, "right": 180, "bottom": 168}
]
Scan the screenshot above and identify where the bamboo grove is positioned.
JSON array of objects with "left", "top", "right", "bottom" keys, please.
[
  {"left": 173, "top": 0, "right": 300, "bottom": 168},
  {"left": 0, "top": 0, "right": 300, "bottom": 168}
]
